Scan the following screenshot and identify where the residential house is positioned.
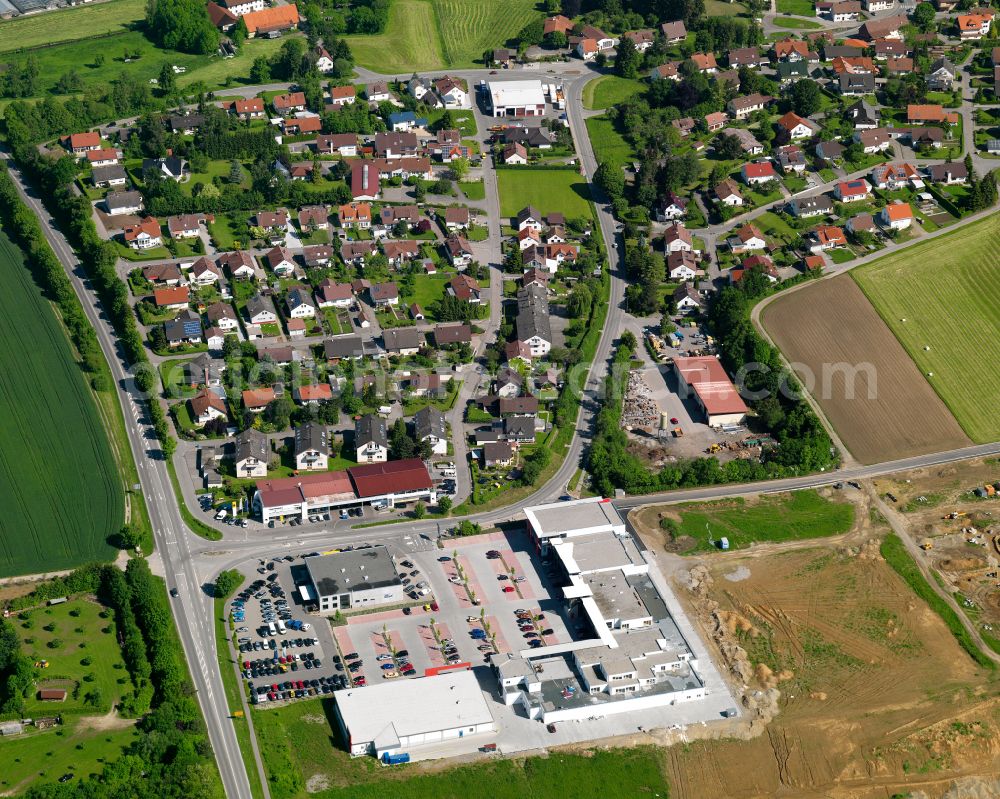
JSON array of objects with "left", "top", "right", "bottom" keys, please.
[
  {"left": 839, "top": 72, "right": 875, "bottom": 95},
  {"left": 445, "top": 236, "right": 474, "bottom": 268},
  {"left": 515, "top": 285, "right": 552, "bottom": 357},
  {"left": 382, "top": 239, "right": 420, "bottom": 267},
  {"left": 443, "top": 206, "right": 471, "bottom": 230},
  {"left": 834, "top": 178, "right": 872, "bottom": 200},
  {"left": 503, "top": 142, "right": 529, "bottom": 164},
  {"left": 66, "top": 131, "right": 101, "bottom": 156},
  {"left": 449, "top": 273, "right": 482, "bottom": 303},
  {"left": 355, "top": 415, "right": 388, "bottom": 463},
  {"left": 282, "top": 116, "right": 322, "bottom": 137},
  {"left": 926, "top": 57, "right": 956, "bottom": 90},
  {"left": 729, "top": 224, "right": 767, "bottom": 252},
  {"left": 314, "top": 45, "right": 334, "bottom": 73},
  {"left": 723, "top": 127, "right": 764, "bottom": 155},
  {"left": 714, "top": 178, "right": 744, "bottom": 206},
  {"left": 265, "top": 246, "right": 296, "bottom": 276},
  {"left": 242, "top": 387, "right": 276, "bottom": 413},
  {"left": 775, "top": 60, "right": 809, "bottom": 85},
  {"left": 907, "top": 104, "right": 959, "bottom": 125},
  {"left": 188, "top": 256, "right": 221, "bottom": 286},
  {"left": 741, "top": 160, "right": 777, "bottom": 185},
  {"left": 273, "top": 92, "right": 306, "bottom": 115},
  {"left": 434, "top": 323, "right": 472, "bottom": 347},
  {"left": 811, "top": 225, "right": 847, "bottom": 250},
  {"left": 673, "top": 283, "right": 701, "bottom": 312},
  {"left": 690, "top": 52, "right": 717, "bottom": 73},
  {"left": 328, "top": 84, "right": 356, "bottom": 108},
  {"left": 374, "top": 131, "right": 419, "bottom": 159},
  {"left": 655, "top": 192, "right": 688, "bottom": 222},
  {"left": 926, "top": 162, "right": 968, "bottom": 184},
  {"left": 388, "top": 111, "right": 427, "bottom": 131},
  {"left": 143, "top": 263, "right": 184, "bottom": 286},
  {"left": 660, "top": 20, "right": 687, "bottom": 43},
  {"left": 788, "top": 194, "right": 834, "bottom": 218},
  {"left": 167, "top": 214, "right": 204, "bottom": 239},
  {"left": 253, "top": 210, "right": 289, "bottom": 237},
  {"left": 206, "top": 301, "right": 239, "bottom": 331},
  {"left": 315, "top": 279, "right": 353, "bottom": 308},
  {"left": 727, "top": 93, "right": 770, "bottom": 119},
  {"left": 316, "top": 133, "right": 358, "bottom": 157},
  {"left": 667, "top": 250, "right": 700, "bottom": 281},
  {"left": 337, "top": 202, "right": 372, "bottom": 229},
  {"left": 142, "top": 156, "right": 186, "bottom": 181},
  {"left": 870, "top": 162, "right": 918, "bottom": 190},
  {"left": 858, "top": 14, "right": 906, "bottom": 40},
  {"left": 434, "top": 75, "right": 468, "bottom": 107},
  {"left": 286, "top": 286, "right": 316, "bottom": 319},
  {"left": 651, "top": 62, "right": 681, "bottom": 81},
  {"left": 663, "top": 222, "right": 694, "bottom": 253},
  {"left": 229, "top": 98, "right": 265, "bottom": 119},
  {"left": 86, "top": 148, "right": 120, "bottom": 167},
  {"left": 246, "top": 295, "right": 277, "bottom": 325},
  {"left": 234, "top": 429, "right": 269, "bottom": 478},
  {"left": 847, "top": 98, "right": 879, "bottom": 129},
  {"left": 847, "top": 211, "right": 877, "bottom": 236},
  {"left": 92, "top": 165, "right": 128, "bottom": 188},
  {"left": 516, "top": 205, "right": 543, "bottom": 231},
  {"left": 164, "top": 313, "right": 203, "bottom": 347},
  {"left": 190, "top": 389, "right": 227, "bottom": 427},
  {"left": 303, "top": 244, "right": 334, "bottom": 268},
  {"left": 776, "top": 144, "right": 806, "bottom": 173},
  {"left": 957, "top": 11, "right": 993, "bottom": 40},
  {"left": 413, "top": 406, "right": 448, "bottom": 455},
  {"left": 341, "top": 240, "right": 376, "bottom": 266},
  {"left": 366, "top": 81, "right": 391, "bottom": 102},
  {"left": 298, "top": 205, "right": 329, "bottom": 232},
  {"left": 123, "top": 218, "right": 162, "bottom": 250},
  {"left": 350, "top": 160, "right": 380, "bottom": 200},
  {"left": 773, "top": 38, "right": 811, "bottom": 61},
  {"left": 624, "top": 29, "right": 655, "bottom": 51},
  {"left": 494, "top": 366, "right": 524, "bottom": 397},
  {"left": 854, "top": 127, "right": 892, "bottom": 152},
  {"left": 370, "top": 282, "right": 399, "bottom": 307},
  {"left": 219, "top": 250, "right": 260, "bottom": 281},
  {"left": 482, "top": 441, "right": 514, "bottom": 469},
  {"left": 379, "top": 204, "right": 421, "bottom": 230},
  {"left": 324, "top": 334, "right": 365, "bottom": 362},
  {"left": 777, "top": 111, "right": 818, "bottom": 139},
  {"left": 815, "top": 140, "right": 845, "bottom": 161},
  {"left": 105, "top": 191, "right": 144, "bottom": 215},
  {"left": 153, "top": 286, "right": 190, "bottom": 310},
  {"left": 879, "top": 202, "right": 914, "bottom": 229},
  {"left": 728, "top": 48, "right": 767, "bottom": 68},
  {"left": 863, "top": 0, "right": 894, "bottom": 9}
]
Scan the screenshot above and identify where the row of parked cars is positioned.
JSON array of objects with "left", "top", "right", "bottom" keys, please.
[{"left": 250, "top": 675, "right": 346, "bottom": 703}]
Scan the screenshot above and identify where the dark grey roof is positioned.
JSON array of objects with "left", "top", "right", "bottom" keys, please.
[
  {"left": 323, "top": 334, "right": 364, "bottom": 360},
  {"left": 294, "top": 422, "right": 327, "bottom": 456},
  {"left": 516, "top": 205, "right": 542, "bottom": 225},
  {"left": 235, "top": 429, "right": 269, "bottom": 464},
  {"left": 504, "top": 416, "right": 535, "bottom": 440},
  {"left": 496, "top": 365, "right": 523, "bottom": 388},
  {"left": 515, "top": 284, "right": 551, "bottom": 344},
  {"left": 92, "top": 165, "right": 127, "bottom": 184},
  {"left": 839, "top": 72, "right": 874, "bottom": 93},
  {"left": 246, "top": 295, "right": 272, "bottom": 319},
  {"left": 382, "top": 327, "right": 423, "bottom": 352},
  {"left": 305, "top": 546, "right": 401, "bottom": 598},
  {"left": 927, "top": 162, "right": 968, "bottom": 181},
  {"left": 413, "top": 406, "right": 446, "bottom": 441},
  {"left": 355, "top": 414, "right": 387, "bottom": 448},
  {"left": 788, "top": 195, "right": 833, "bottom": 213},
  {"left": 106, "top": 190, "right": 143, "bottom": 211},
  {"left": 169, "top": 113, "right": 204, "bottom": 131}
]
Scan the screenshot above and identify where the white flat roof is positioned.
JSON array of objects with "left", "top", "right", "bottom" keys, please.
[
  {"left": 488, "top": 79, "right": 545, "bottom": 108},
  {"left": 335, "top": 671, "right": 493, "bottom": 744},
  {"left": 524, "top": 497, "right": 625, "bottom": 540}
]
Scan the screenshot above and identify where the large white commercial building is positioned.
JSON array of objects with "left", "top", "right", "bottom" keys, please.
[
  {"left": 491, "top": 498, "right": 710, "bottom": 723},
  {"left": 305, "top": 546, "right": 405, "bottom": 613},
  {"left": 485, "top": 79, "right": 546, "bottom": 117},
  {"left": 334, "top": 670, "right": 495, "bottom": 757}
]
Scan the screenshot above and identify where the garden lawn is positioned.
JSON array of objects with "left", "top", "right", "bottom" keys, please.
[
  {"left": 583, "top": 75, "right": 645, "bottom": 110},
  {"left": 496, "top": 168, "right": 592, "bottom": 220},
  {"left": 773, "top": 16, "right": 823, "bottom": 28},
  {"left": 459, "top": 180, "right": 485, "bottom": 200},
  {"left": 674, "top": 490, "right": 855, "bottom": 553},
  {"left": 0, "top": 0, "right": 144, "bottom": 52},
  {"left": 252, "top": 698, "right": 673, "bottom": 799},
  {"left": 776, "top": 0, "right": 814, "bottom": 14},
  {"left": 0, "top": 229, "right": 122, "bottom": 577},
  {"left": 586, "top": 115, "right": 636, "bottom": 172},
  {"left": 853, "top": 212, "right": 1000, "bottom": 443}
]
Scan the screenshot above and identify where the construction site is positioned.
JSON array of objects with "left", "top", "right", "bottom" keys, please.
[{"left": 624, "top": 472, "right": 1000, "bottom": 799}]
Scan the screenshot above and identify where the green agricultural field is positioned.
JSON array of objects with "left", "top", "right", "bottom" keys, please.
[
  {"left": 672, "top": 490, "right": 855, "bottom": 553},
  {"left": 496, "top": 168, "right": 592, "bottom": 221},
  {"left": 586, "top": 115, "right": 636, "bottom": 172},
  {"left": 0, "top": 230, "right": 122, "bottom": 577},
  {"left": 345, "top": 0, "right": 540, "bottom": 72},
  {"left": 253, "top": 699, "right": 672, "bottom": 799},
  {"left": 583, "top": 75, "right": 645, "bottom": 110},
  {"left": 432, "top": 0, "right": 542, "bottom": 68},
  {"left": 0, "top": 0, "right": 145, "bottom": 52},
  {"left": 853, "top": 214, "right": 1000, "bottom": 443}
]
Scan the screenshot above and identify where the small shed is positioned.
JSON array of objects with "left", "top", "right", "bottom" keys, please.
[
  {"left": 38, "top": 689, "right": 67, "bottom": 702},
  {"left": 0, "top": 721, "right": 23, "bottom": 736}
]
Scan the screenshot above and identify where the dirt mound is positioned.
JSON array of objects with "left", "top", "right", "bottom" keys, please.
[
  {"left": 717, "top": 609, "right": 757, "bottom": 637},
  {"left": 940, "top": 557, "right": 987, "bottom": 572},
  {"left": 809, "top": 691, "right": 827, "bottom": 701}
]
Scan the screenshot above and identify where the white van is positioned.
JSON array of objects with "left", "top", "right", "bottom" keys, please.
[
  {"left": 276, "top": 620, "right": 286, "bottom": 635},
  {"left": 267, "top": 622, "right": 277, "bottom": 636},
  {"left": 441, "top": 469, "right": 457, "bottom": 478}
]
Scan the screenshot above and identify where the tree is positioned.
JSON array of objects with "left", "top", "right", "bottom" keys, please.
[
  {"left": 263, "top": 395, "right": 293, "bottom": 430},
  {"left": 450, "top": 157, "right": 470, "bottom": 181},
  {"left": 158, "top": 62, "right": 177, "bottom": 95},
  {"left": 146, "top": 0, "right": 220, "bottom": 54},
  {"left": 117, "top": 523, "right": 143, "bottom": 552},
  {"left": 714, "top": 132, "right": 743, "bottom": 160},
  {"left": 412, "top": 502, "right": 426, "bottom": 519},
  {"left": 594, "top": 160, "right": 624, "bottom": 199},
  {"left": 788, "top": 79, "right": 821, "bottom": 117},
  {"left": 214, "top": 569, "right": 243, "bottom": 598},
  {"left": 912, "top": 1, "right": 936, "bottom": 30},
  {"left": 615, "top": 36, "right": 641, "bottom": 79},
  {"left": 438, "top": 496, "right": 452, "bottom": 514},
  {"left": 249, "top": 56, "right": 271, "bottom": 84}
]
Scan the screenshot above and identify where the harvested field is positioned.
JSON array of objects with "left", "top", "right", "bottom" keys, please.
[
  {"left": 761, "top": 274, "right": 970, "bottom": 464},
  {"left": 853, "top": 213, "right": 1000, "bottom": 443},
  {"left": 665, "top": 541, "right": 1000, "bottom": 799}
]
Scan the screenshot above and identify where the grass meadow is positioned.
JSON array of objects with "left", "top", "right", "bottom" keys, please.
[
  {"left": 582, "top": 75, "right": 645, "bottom": 110},
  {"left": 0, "top": 0, "right": 144, "bottom": 52},
  {"left": 496, "top": 167, "right": 592, "bottom": 220},
  {"left": 0, "top": 230, "right": 122, "bottom": 577},
  {"left": 586, "top": 115, "right": 636, "bottom": 171},
  {"left": 253, "top": 698, "right": 672, "bottom": 799},
  {"left": 673, "top": 490, "right": 856, "bottom": 553},
  {"left": 853, "top": 213, "right": 1000, "bottom": 443}
]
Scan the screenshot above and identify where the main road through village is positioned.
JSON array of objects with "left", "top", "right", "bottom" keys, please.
[{"left": 8, "top": 53, "right": 1000, "bottom": 798}]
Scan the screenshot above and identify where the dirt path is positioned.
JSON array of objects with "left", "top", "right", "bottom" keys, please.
[{"left": 74, "top": 707, "right": 138, "bottom": 733}]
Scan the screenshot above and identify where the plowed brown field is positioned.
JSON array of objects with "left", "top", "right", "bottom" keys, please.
[{"left": 761, "top": 275, "right": 970, "bottom": 464}]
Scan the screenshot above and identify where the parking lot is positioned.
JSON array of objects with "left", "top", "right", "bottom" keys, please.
[
  {"left": 321, "top": 531, "right": 574, "bottom": 690},
  {"left": 226, "top": 557, "right": 349, "bottom": 704}
]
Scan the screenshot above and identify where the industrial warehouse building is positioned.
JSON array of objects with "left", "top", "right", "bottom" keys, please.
[
  {"left": 334, "top": 670, "right": 495, "bottom": 757},
  {"left": 671, "top": 356, "right": 748, "bottom": 428},
  {"left": 485, "top": 79, "right": 546, "bottom": 117},
  {"left": 493, "top": 498, "right": 709, "bottom": 724},
  {"left": 305, "top": 546, "right": 405, "bottom": 612},
  {"left": 252, "top": 458, "right": 435, "bottom": 522}
]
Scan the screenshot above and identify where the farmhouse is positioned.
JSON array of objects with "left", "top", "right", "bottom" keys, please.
[
  {"left": 242, "top": 4, "right": 299, "bottom": 37},
  {"left": 672, "top": 356, "right": 748, "bottom": 427}
]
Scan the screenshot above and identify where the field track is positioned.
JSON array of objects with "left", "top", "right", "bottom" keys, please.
[
  {"left": 0, "top": 229, "right": 121, "bottom": 576},
  {"left": 761, "top": 275, "right": 970, "bottom": 464}
]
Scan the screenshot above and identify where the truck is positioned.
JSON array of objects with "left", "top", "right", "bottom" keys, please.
[
  {"left": 719, "top": 537, "right": 730, "bottom": 551},
  {"left": 381, "top": 752, "right": 411, "bottom": 765}
]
